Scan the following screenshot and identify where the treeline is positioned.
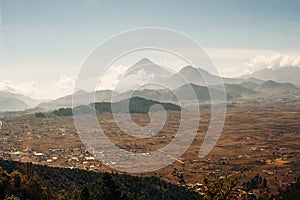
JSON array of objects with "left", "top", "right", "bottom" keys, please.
[
  {"left": 52, "top": 108, "right": 73, "bottom": 116},
  {"left": 0, "top": 166, "right": 53, "bottom": 199},
  {"left": 276, "top": 177, "right": 300, "bottom": 199},
  {"left": 0, "top": 159, "right": 200, "bottom": 200},
  {"left": 243, "top": 173, "right": 268, "bottom": 191},
  {"left": 93, "top": 96, "right": 181, "bottom": 114},
  {"left": 49, "top": 97, "right": 181, "bottom": 116}
]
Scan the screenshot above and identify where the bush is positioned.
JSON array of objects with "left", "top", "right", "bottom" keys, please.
[
  {"left": 52, "top": 108, "right": 73, "bottom": 116},
  {"left": 35, "top": 112, "right": 46, "bottom": 118}
]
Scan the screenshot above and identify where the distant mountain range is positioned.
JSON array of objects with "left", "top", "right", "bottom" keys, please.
[
  {"left": 241, "top": 67, "right": 300, "bottom": 86},
  {"left": 0, "top": 97, "right": 30, "bottom": 112},
  {"left": 165, "top": 65, "right": 243, "bottom": 89},
  {"left": 0, "top": 91, "right": 42, "bottom": 112},
  {"left": 1, "top": 58, "right": 300, "bottom": 112},
  {"left": 254, "top": 80, "right": 300, "bottom": 98},
  {"left": 37, "top": 80, "right": 300, "bottom": 111},
  {"left": 127, "top": 58, "right": 172, "bottom": 83},
  {"left": 37, "top": 90, "right": 113, "bottom": 110}
]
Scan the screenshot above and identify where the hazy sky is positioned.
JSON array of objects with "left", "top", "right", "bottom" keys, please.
[{"left": 0, "top": 0, "right": 300, "bottom": 99}]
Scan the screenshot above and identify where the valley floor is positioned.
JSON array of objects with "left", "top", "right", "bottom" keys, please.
[{"left": 0, "top": 98, "right": 300, "bottom": 198}]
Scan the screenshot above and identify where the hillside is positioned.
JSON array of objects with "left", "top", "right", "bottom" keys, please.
[
  {"left": 52, "top": 97, "right": 181, "bottom": 116},
  {"left": 114, "top": 89, "right": 177, "bottom": 102},
  {"left": 211, "top": 84, "right": 258, "bottom": 98},
  {"left": 175, "top": 83, "right": 232, "bottom": 100},
  {"left": 254, "top": 80, "right": 300, "bottom": 98},
  {"left": 239, "top": 81, "right": 260, "bottom": 90},
  {"left": 0, "top": 159, "right": 201, "bottom": 200},
  {"left": 0, "top": 97, "right": 30, "bottom": 112},
  {"left": 257, "top": 80, "right": 298, "bottom": 90},
  {"left": 0, "top": 91, "right": 43, "bottom": 112},
  {"left": 0, "top": 91, "right": 41, "bottom": 108},
  {"left": 92, "top": 96, "right": 181, "bottom": 114}
]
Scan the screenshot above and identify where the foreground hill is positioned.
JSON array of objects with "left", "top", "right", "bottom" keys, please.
[
  {"left": 0, "top": 159, "right": 200, "bottom": 200},
  {"left": 92, "top": 96, "right": 181, "bottom": 114},
  {"left": 51, "top": 97, "right": 181, "bottom": 116}
]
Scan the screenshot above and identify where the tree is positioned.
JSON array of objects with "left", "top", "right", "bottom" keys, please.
[
  {"left": 172, "top": 167, "right": 186, "bottom": 186},
  {"left": 202, "top": 176, "right": 239, "bottom": 200},
  {"left": 52, "top": 108, "right": 73, "bottom": 116},
  {"left": 0, "top": 167, "right": 9, "bottom": 199},
  {"left": 35, "top": 112, "right": 46, "bottom": 118},
  {"left": 79, "top": 185, "right": 90, "bottom": 200},
  {"left": 263, "top": 178, "right": 267, "bottom": 188},
  {"left": 201, "top": 168, "right": 249, "bottom": 199}
]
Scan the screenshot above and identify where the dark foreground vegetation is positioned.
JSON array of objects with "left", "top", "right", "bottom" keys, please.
[
  {"left": 0, "top": 159, "right": 300, "bottom": 199},
  {"left": 0, "top": 159, "right": 200, "bottom": 200}
]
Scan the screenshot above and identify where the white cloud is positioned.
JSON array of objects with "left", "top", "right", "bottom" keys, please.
[
  {"left": 203, "top": 48, "right": 279, "bottom": 77},
  {"left": 97, "top": 65, "right": 129, "bottom": 90},
  {"left": 97, "top": 64, "right": 156, "bottom": 92},
  {"left": 247, "top": 54, "right": 300, "bottom": 72},
  {"left": 115, "top": 69, "right": 155, "bottom": 92},
  {"left": 0, "top": 74, "right": 77, "bottom": 100},
  {"left": 0, "top": 80, "right": 38, "bottom": 97},
  {"left": 205, "top": 48, "right": 300, "bottom": 77},
  {"left": 54, "top": 74, "right": 76, "bottom": 94}
]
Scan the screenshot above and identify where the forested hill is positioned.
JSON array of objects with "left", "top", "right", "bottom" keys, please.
[
  {"left": 92, "top": 96, "right": 181, "bottom": 114},
  {"left": 0, "top": 159, "right": 201, "bottom": 200}
]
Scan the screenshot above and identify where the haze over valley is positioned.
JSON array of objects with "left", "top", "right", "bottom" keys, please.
[{"left": 1, "top": 1, "right": 300, "bottom": 199}]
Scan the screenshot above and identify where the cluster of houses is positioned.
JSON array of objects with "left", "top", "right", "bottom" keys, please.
[{"left": 2, "top": 145, "right": 102, "bottom": 170}]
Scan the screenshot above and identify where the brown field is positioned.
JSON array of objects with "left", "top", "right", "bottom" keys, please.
[{"left": 0, "top": 99, "right": 300, "bottom": 196}]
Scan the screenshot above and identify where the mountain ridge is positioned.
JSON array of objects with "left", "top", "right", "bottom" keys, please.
[
  {"left": 240, "top": 66, "right": 300, "bottom": 85},
  {"left": 3, "top": 59, "right": 300, "bottom": 111},
  {"left": 0, "top": 91, "right": 43, "bottom": 112}
]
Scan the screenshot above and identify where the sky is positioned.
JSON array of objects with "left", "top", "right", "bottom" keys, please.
[{"left": 0, "top": 0, "right": 300, "bottom": 99}]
